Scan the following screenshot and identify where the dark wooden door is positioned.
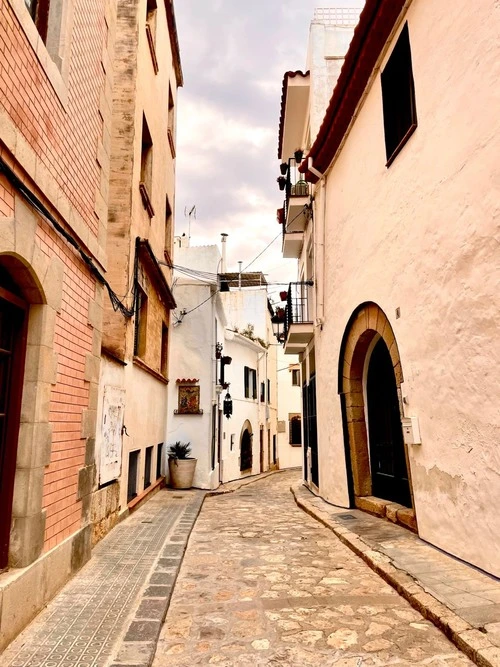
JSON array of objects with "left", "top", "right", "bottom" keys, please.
[
  {"left": 367, "top": 339, "right": 411, "bottom": 506},
  {"left": 0, "top": 290, "right": 28, "bottom": 570},
  {"left": 303, "top": 375, "right": 319, "bottom": 486},
  {"left": 240, "top": 429, "right": 252, "bottom": 472},
  {"left": 259, "top": 426, "right": 264, "bottom": 472}
]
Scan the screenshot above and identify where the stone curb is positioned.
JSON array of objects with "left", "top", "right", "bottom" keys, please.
[
  {"left": 109, "top": 492, "right": 206, "bottom": 667},
  {"left": 291, "top": 483, "right": 500, "bottom": 667},
  {"left": 207, "top": 467, "right": 300, "bottom": 497}
]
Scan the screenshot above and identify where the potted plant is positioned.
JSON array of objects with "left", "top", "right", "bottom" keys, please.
[{"left": 168, "top": 442, "right": 197, "bottom": 489}]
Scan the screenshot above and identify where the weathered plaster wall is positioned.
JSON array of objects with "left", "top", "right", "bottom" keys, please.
[
  {"left": 276, "top": 348, "right": 302, "bottom": 470},
  {"left": 314, "top": 0, "right": 500, "bottom": 575}
]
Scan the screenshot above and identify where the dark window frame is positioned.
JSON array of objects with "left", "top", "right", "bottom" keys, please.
[
  {"left": 244, "top": 366, "right": 257, "bottom": 400},
  {"left": 381, "top": 23, "right": 417, "bottom": 167},
  {"left": 25, "top": 0, "right": 50, "bottom": 43},
  {"left": 144, "top": 445, "right": 153, "bottom": 489}
]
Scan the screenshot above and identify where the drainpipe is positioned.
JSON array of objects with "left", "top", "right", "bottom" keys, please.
[
  {"left": 310, "top": 158, "right": 326, "bottom": 327},
  {"left": 238, "top": 261, "right": 242, "bottom": 290}
]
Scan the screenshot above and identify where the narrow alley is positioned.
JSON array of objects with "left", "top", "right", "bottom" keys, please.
[
  {"left": 155, "top": 471, "right": 472, "bottom": 666},
  {"left": 3, "top": 470, "right": 477, "bottom": 667}
]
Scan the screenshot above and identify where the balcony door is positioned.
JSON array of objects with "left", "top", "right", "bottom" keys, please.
[{"left": 0, "top": 289, "right": 28, "bottom": 569}]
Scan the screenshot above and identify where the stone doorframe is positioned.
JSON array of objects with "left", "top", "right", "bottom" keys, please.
[
  {"left": 338, "top": 302, "right": 416, "bottom": 517},
  {"left": 0, "top": 199, "right": 64, "bottom": 567}
]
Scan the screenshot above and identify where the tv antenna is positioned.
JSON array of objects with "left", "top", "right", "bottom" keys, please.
[{"left": 184, "top": 205, "right": 196, "bottom": 242}]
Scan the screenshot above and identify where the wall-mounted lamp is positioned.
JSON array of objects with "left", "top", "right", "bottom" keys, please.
[
  {"left": 223, "top": 392, "right": 233, "bottom": 419},
  {"left": 271, "top": 311, "right": 285, "bottom": 343}
]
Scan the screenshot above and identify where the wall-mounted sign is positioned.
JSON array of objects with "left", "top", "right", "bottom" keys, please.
[{"left": 99, "top": 385, "right": 125, "bottom": 484}]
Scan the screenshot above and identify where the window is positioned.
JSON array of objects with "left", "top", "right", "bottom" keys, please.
[
  {"left": 145, "top": 0, "right": 158, "bottom": 73},
  {"left": 267, "top": 379, "right": 271, "bottom": 403},
  {"left": 160, "top": 323, "right": 168, "bottom": 377},
  {"left": 164, "top": 196, "right": 173, "bottom": 261},
  {"left": 244, "top": 366, "right": 257, "bottom": 399},
  {"left": 127, "top": 450, "right": 140, "bottom": 502},
  {"left": 144, "top": 446, "right": 153, "bottom": 489},
  {"left": 260, "top": 382, "right": 265, "bottom": 403},
  {"left": 139, "top": 115, "right": 155, "bottom": 217},
  {"left": 156, "top": 442, "right": 163, "bottom": 479},
  {"left": 289, "top": 415, "right": 302, "bottom": 446},
  {"left": 134, "top": 285, "right": 148, "bottom": 358},
  {"left": 25, "top": 0, "right": 50, "bottom": 43},
  {"left": 381, "top": 23, "right": 417, "bottom": 166},
  {"left": 167, "top": 85, "right": 176, "bottom": 157},
  {"left": 291, "top": 369, "right": 300, "bottom": 386}
]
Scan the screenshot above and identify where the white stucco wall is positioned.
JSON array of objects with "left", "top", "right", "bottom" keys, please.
[
  {"left": 313, "top": 0, "right": 500, "bottom": 575},
  {"left": 276, "top": 348, "right": 303, "bottom": 469}
]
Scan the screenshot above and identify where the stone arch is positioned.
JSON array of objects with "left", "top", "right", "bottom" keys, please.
[
  {"left": 338, "top": 302, "right": 415, "bottom": 520},
  {"left": 0, "top": 204, "right": 64, "bottom": 567}
]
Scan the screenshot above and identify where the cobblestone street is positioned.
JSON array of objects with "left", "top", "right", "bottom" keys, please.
[{"left": 153, "top": 471, "right": 473, "bottom": 666}]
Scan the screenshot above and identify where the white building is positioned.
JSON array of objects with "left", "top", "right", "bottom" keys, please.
[
  {"left": 277, "top": 2, "right": 500, "bottom": 576},
  {"left": 167, "top": 238, "right": 280, "bottom": 488},
  {"left": 276, "top": 346, "right": 303, "bottom": 470}
]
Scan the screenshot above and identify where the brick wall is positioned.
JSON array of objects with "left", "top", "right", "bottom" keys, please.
[
  {"left": 0, "top": 0, "right": 110, "bottom": 553},
  {"left": 0, "top": 0, "right": 106, "bottom": 237}
]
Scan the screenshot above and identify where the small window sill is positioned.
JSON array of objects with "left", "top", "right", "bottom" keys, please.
[
  {"left": 133, "top": 355, "right": 168, "bottom": 384},
  {"left": 139, "top": 182, "right": 155, "bottom": 218},
  {"left": 385, "top": 122, "right": 417, "bottom": 168},
  {"left": 145, "top": 23, "right": 159, "bottom": 74}
]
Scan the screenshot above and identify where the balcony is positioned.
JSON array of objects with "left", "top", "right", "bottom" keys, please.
[
  {"left": 283, "top": 282, "right": 314, "bottom": 354},
  {"left": 279, "top": 160, "right": 311, "bottom": 258}
]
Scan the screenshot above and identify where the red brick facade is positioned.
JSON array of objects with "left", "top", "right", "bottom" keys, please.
[{"left": 0, "top": 0, "right": 110, "bottom": 556}]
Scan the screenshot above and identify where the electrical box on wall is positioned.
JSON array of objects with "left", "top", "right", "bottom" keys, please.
[{"left": 402, "top": 416, "right": 421, "bottom": 445}]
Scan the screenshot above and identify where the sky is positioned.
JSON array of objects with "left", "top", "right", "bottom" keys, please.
[{"left": 173, "top": 1, "right": 362, "bottom": 303}]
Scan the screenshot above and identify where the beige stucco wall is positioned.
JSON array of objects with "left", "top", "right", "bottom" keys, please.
[{"left": 313, "top": 0, "right": 500, "bottom": 575}]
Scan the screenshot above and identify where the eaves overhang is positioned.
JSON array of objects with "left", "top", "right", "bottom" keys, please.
[
  {"left": 137, "top": 238, "right": 177, "bottom": 309},
  {"left": 165, "top": 0, "right": 183, "bottom": 87},
  {"left": 300, "top": 0, "right": 407, "bottom": 182},
  {"left": 278, "top": 70, "right": 310, "bottom": 161}
]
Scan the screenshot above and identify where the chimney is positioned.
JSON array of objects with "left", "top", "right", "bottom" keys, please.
[{"left": 220, "top": 233, "right": 228, "bottom": 273}]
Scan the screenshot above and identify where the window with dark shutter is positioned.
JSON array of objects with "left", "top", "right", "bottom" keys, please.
[
  {"left": 381, "top": 23, "right": 417, "bottom": 166},
  {"left": 244, "top": 366, "right": 250, "bottom": 398}
]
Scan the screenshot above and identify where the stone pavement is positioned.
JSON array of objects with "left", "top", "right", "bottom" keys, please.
[
  {"left": 293, "top": 482, "right": 500, "bottom": 667},
  {"left": 1, "top": 487, "right": 205, "bottom": 667},
  {"left": 153, "top": 470, "right": 473, "bottom": 666}
]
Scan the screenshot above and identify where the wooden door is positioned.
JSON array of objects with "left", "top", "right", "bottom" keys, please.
[
  {"left": 367, "top": 339, "right": 411, "bottom": 506},
  {"left": 0, "top": 289, "right": 28, "bottom": 569}
]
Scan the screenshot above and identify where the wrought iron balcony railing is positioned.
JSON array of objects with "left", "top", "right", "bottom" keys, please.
[{"left": 284, "top": 281, "right": 313, "bottom": 341}]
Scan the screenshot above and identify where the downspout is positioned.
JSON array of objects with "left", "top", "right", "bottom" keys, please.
[{"left": 309, "top": 158, "right": 325, "bottom": 327}]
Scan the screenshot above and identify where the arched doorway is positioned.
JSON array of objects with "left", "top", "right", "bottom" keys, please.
[
  {"left": 0, "top": 267, "right": 29, "bottom": 569},
  {"left": 338, "top": 302, "right": 415, "bottom": 519},
  {"left": 240, "top": 421, "right": 253, "bottom": 472},
  {"left": 367, "top": 338, "right": 411, "bottom": 506}
]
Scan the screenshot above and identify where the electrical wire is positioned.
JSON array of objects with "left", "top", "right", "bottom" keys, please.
[{"left": 0, "top": 157, "right": 134, "bottom": 318}]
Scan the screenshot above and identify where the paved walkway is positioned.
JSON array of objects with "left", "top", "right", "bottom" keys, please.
[
  {"left": 293, "top": 482, "right": 500, "bottom": 666},
  {"left": 153, "top": 470, "right": 473, "bottom": 666},
  {"left": 2, "top": 487, "right": 204, "bottom": 667}
]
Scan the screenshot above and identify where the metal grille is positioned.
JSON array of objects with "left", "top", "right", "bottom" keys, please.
[{"left": 313, "top": 7, "right": 362, "bottom": 26}]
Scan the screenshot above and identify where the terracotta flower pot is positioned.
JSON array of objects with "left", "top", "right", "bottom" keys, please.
[{"left": 168, "top": 457, "right": 197, "bottom": 489}]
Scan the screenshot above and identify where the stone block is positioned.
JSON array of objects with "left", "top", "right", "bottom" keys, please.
[
  {"left": 12, "top": 465, "right": 45, "bottom": 518},
  {"left": 115, "top": 641, "right": 155, "bottom": 665},
  {"left": 0, "top": 217, "right": 15, "bottom": 251},
  {"left": 124, "top": 620, "right": 161, "bottom": 642},
  {"left": 71, "top": 524, "right": 91, "bottom": 573},
  {"left": 92, "top": 327, "right": 103, "bottom": 356},
  {"left": 396, "top": 507, "right": 418, "bottom": 532},
  {"left": 477, "top": 646, "right": 500, "bottom": 667},
  {"left": 84, "top": 353, "right": 100, "bottom": 382},
  {"left": 27, "top": 305, "right": 56, "bottom": 347},
  {"left": 9, "top": 510, "right": 46, "bottom": 568},
  {"left": 355, "top": 496, "right": 387, "bottom": 517},
  {"left": 78, "top": 463, "right": 96, "bottom": 500},
  {"left": 42, "top": 534, "right": 72, "bottom": 602},
  {"left": 24, "top": 344, "right": 57, "bottom": 384},
  {"left": 85, "top": 436, "right": 96, "bottom": 466},
  {"left": 0, "top": 558, "right": 45, "bottom": 650},
  {"left": 14, "top": 198, "right": 37, "bottom": 264},
  {"left": 88, "top": 381, "right": 99, "bottom": 412},
  {"left": 16, "top": 421, "right": 53, "bottom": 469},
  {"left": 81, "top": 408, "right": 97, "bottom": 439},
  {"left": 20, "top": 381, "right": 51, "bottom": 424},
  {"left": 386, "top": 502, "right": 404, "bottom": 523},
  {"left": 136, "top": 598, "right": 168, "bottom": 621},
  {"left": 43, "top": 256, "right": 64, "bottom": 312}
]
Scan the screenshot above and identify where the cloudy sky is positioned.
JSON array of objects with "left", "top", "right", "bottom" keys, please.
[{"left": 173, "top": 1, "right": 362, "bottom": 301}]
